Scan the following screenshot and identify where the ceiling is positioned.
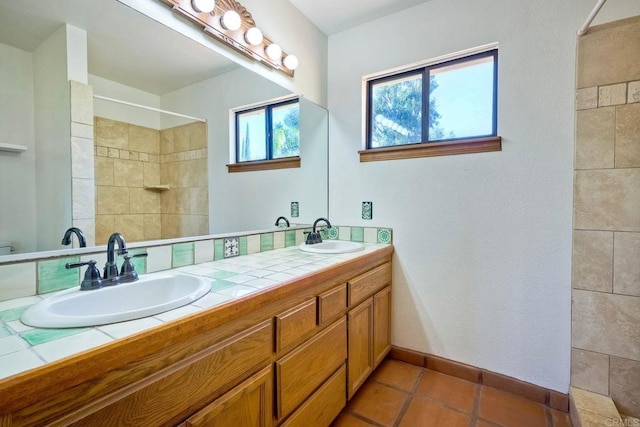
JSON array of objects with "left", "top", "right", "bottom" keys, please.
[
  {"left": 287, "top": 0, "right": 433, "bottom": 35},
  {"left": 0, "top": 0, "right": 238, "bottom": 95}
]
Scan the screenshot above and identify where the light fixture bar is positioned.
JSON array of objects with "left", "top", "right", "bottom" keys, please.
[{"left": 161, "top": 0, "right": 296, "bottom": 77}]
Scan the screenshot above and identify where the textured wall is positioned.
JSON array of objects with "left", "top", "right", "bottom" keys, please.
[{"left": 572, "top": 15, "right": 640, "bottom": 418}]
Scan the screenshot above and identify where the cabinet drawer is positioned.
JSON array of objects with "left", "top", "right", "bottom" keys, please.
[
  {"left": 276, "top": 298, "right": 317, "bottom": 353},
  {"left": 317, "top": 284, "right": 346, "bottom": 326},
  {"left": 62, "top": 320, "right": 273, "bottom": 426},
  {"left": 280, "top": 364, "right": 346, "bottom": 427},
  {"left": 276, "top": 317, "right": 347, "bottom": 420},
  {"left": 348, "top": 262, "right": 391, "bottom": 307},
  {"left": 185, "top": 366, "right": 273, "bottom": 427}
]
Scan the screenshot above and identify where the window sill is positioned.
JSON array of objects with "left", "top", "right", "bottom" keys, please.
[
  {"left": 359, "top": 136, "right": 502, "bottom": 162},
  {"left": 227, "top": 157, "right": 301, "bottom": 173}
]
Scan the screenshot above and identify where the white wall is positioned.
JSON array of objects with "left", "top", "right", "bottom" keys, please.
[
  {"left": 329, "top": 0, "right": 581, "bottom": 392},
  {"left": 0, "top": 43, "right": 37, "bottom": 253}
]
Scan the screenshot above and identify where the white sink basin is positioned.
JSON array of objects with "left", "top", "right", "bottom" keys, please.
[
  {"left": 21, "top": 272, "right": 211, "bottom": 328},
  {"left": 299, "top": 241, "right": 365, "bottom": 254}
]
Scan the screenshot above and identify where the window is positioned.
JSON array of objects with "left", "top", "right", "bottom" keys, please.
[
  {"left": 235, "top": 98, "right": 300, "bottom": 163},
  {"left": 362, "top": 47, "right": 500, "bottom": 161}
]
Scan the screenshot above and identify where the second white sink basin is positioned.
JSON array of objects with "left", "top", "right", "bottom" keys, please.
[
  {"left": 21, "top": 272, "right": 211, "bottom": 328},
  {"left": 299, "top": 241, "right": 365, "bottom": 254}
]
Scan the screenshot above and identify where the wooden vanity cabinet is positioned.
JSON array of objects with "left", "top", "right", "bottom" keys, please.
[
  {"left": 0, "top": 247, "right": 393, "bottom": 427},
  {"left": 346, "top": 262, "right": 392, "bottom": 400}
]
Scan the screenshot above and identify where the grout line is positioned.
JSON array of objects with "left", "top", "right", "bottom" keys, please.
[
  {"left": 469, "top": 383, "right": 482, "bottom": 426},
  {"left": 391, "top": 367, "right": 425, "bottom": 427},
  {"left": 545, "top": 406, "right": 554, "bottom": 427}
]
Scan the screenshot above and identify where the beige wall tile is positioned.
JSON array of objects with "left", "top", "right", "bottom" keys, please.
[
  {"left": 70, "top": 81, "right": 93, "bottom": 125},
  {"left": 96, "top": 146, "right": 108, "bottom": 157},
  {"left": 95, "top": 214, "right": 115, "bottom": 244},
  {"left": 610, "top": 356, "right": 640, "bottom": 418},
  {"left": 129, "top": 124, "right": 159, "bottom": 154},
  {"left": 577, "top": 87, "right": 598, "bottom": 110},
  {"left": 178, "top": 216, "right": 200, "bottom": 238},
  {"left": 0, "top": 262, "right": 36, "bottom": 302},
  {"left": 143, "top": 162, "right": 160, "bottom": 187},
  {"left": 577, "top": 16, "right": 640, "bottom": 87},
  {"left": 95, "top": 157, "right": 114, "bottom": 186},
  {"left": 571, "top": 348, "right": 609, "bottom": 395},
  {"left": 614, "top": 232, "right": 640, "bottom": 297},
  {"left": 144, "top": 214, "right": 161, "bottom": 240},
  {"left": 160, "top": 190, "right": 178, "bottom": 215},
  {"left": 95, "top": 117, "right": 128, "bottom": 150},
  {"left": 189, "top": 122, "right": 207, "bottom": 150},
  {"left": 599, "top": 83, "right": 627, "bottom": 107},
  {"left": 71, "top": 137, "right": 95, "bottom": 179},
  {"left": 629, "top": 81, "right": 640, "bottom": 104},
  {"left": 615, "top": 103, "right": 640, "bottom": 168},
  {"left": 575, "top": 107, "right": 615, "bottom": 169},
  {"left": 72, "top": 178, "right": 95, "bottom": 220},
  {"left": 161, "top": 214, "right": 179, "bottom": 239},
  {"left": 190, "top": 187, "right": 208, "bottom": 215},
  {"left": 175, "top": 189, "right": 192, "bottom": 214},
  {"left": 129, "top": 188, "right": 160, "bottom": 214},
  {"left": 96, "top": 186, "right": 129, "bottom": 215},
  {"left": 159, "top": 129, "right": 174, "bottom": 155},
  {"left": 572, "top": 289, "right": 640, "bottom": 361},
  {"left": 113, "top": 159, "right": 144, "bottom": 188},
  {"left": 108, "top": 148, "right": 119, "bottom": 158},
  {"left": 574, "top": 169, "right": 640, "bottom": 231},
  {"left": 572, "top": 230, "right": 613, "bottom": 292},
  {"left": 173, "top": 125, "right": 190, "bottom": 152},
  {"left": 114, "top": 214, "right": 145, "bottom": 243},
  {"left": 197, "top": 215, "right": 208, "bottom": 236}
]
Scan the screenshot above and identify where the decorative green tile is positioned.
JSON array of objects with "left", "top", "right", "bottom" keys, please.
[
  {"left": 37, "top": 256, "right": 80, "bottom": 294},
  {"left": 291, "top": 202, "right": 299, "bottom": 218},
  {"left": 326, "top": 227, "right": 339, "bottom": 240},
  {"left": 377, "top": 228, "right": 392, "bottom": 244},
  {"left": 260, "top": 233, "right": 274, "bottom": 252},
  {"left": 223, "top": 238, "right": 239, "bottom": 258},
  {"left": 206, "top": 270, "right": 236, "bottom": 280},
  {"left": 285, "top": 231, "right": 296, "bottom": 247},
  {"left": 128, "top": 248, "right": 147, "bottom": 274},
  {"left": 19, "top": 327, "right": 88, "bottom": 346},
  {"left": 319, "top": 228, "right": 329, "bottom": 240},
  {"left": 210, "top": 280, "right": 238, "bottom": 292},
  {"left": 0, "top": 324, "right": 11, "bottom": 338},
  {"left": 351, "top": 227, "right": 365, "bottom": 242},
  {"left": 0, "top": 306, "right": 29, "bottom": 322},
  {"left": 362, "top": 201, "right": 373, "bottom": 220},
  {"left": 239, "top": 237, "right": 248, "bottom": 255},
  {"left": 172, "top": 243, "right": 194, "bottom": 268},
  {"left": 214, "top": 239, "right": 224, "bottom": 261}
]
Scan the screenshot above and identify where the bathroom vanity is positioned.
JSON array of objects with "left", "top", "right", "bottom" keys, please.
[{"left": 0, "top": 245, "right": 392, "bottom": 426}]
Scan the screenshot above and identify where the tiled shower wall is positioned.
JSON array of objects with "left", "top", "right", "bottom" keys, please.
[
  {"left": 572, "top": 15, "right": 640, "bottom": 417},
  {"left": 94, "top": 118, "right": 208, "bottom": 243}
]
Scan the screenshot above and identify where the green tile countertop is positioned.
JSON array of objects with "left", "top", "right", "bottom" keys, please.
[{"left": 0, "top": 243, "right": 390, "bottom": 381}]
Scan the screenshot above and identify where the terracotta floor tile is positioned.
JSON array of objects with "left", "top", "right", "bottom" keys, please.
[
  {"left": 331, "top": 412, "right": 378, "bottom": 426},
  {"left": 348, "top": 381, "right": 409, "bottom": 427},
  {"left": 475, "top": 420, "right": 502, "bottom": 427},
  {"left": 551, "top": 409, "right": 571, "bottom": 427},
  {"left": 398, "top": 396, "right": 471, "bottom": 427},
  {"left": 478, "top": 387, "right": 547, "bottom": 427},
  {"left": 372, "top": 359, "right": 424, "bottom": 392},
  {"left": 416, "top": 370, "right": 478, "bottom": 413}
]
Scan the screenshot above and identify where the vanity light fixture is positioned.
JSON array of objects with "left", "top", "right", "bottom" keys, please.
[
  {"left": 191, "top": 0, "right": 215, "bottom": 14},
  {"left": 161, "top": 0, "right": 298, "bottom": 77},
  {"left": 220, "top": 10, "right": 241, "bottom": 31},
  {"left": 244, "top": 27, "right": 263, "bottom": 46}
]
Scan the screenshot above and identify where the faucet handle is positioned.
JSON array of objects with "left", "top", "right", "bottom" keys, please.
[
  {"left": 66, "top": 260, "right": 103, "bottom": 290},
  {"left": 119, "top": 252, "right": 148, "bottom": 282}
]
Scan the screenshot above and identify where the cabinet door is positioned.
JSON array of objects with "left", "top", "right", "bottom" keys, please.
[
  {"left": 185, "top": 366, "right": 273, "bottom": 427},
  {"left": 373, "top": 286, "right": 391, "bottom": 368},
  {"left": 347, "top": 298, "right": 373, "bottom": 400}
]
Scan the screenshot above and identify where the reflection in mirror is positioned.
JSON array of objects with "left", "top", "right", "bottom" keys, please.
[{"left": 0, "top": 0, "right": 328, "bottom": 258}]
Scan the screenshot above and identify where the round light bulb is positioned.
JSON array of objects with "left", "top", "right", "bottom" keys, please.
[
  {"left": 191, "top": 0, "right": 215, "bottom": 14},
  {"left": 221, "top": 10, "right": 241, "bottom": 31},
  {"left": 283, "top": 54, "right": 299, "bottom": 70},
  {"left": 244, "top": 27, "right": 263, "bottom": 46},
  {"left": 265, "top": 43, "right": 282, "bottom": 61}
]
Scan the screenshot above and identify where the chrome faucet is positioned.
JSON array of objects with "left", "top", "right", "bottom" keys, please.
[
  {"left": 66, "top": 232, "right": 148, "bottom": 290},
  {"left": 275, "top": 216, "right": 290, "bottom": 227},
  {"left": 61, "top": 227, "right": 87, "bottom": 248},
  {"left": 305, "top": 217, "right": 332, "bottom": 245}
]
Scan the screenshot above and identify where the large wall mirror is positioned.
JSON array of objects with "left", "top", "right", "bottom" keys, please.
[{"left": 0, "top": 0, "right": 328, "bottom": 258}]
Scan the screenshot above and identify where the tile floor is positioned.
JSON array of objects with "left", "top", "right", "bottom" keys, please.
[{"left": 333, "top": 359, "right": 572, "bottom": 427}]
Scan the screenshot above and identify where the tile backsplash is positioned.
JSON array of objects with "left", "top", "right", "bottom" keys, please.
[{"left": 0, "top": 225, "right": 392, "bottom": 303}]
